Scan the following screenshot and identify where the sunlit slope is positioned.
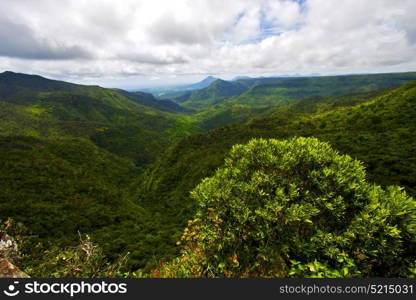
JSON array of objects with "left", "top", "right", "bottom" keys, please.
[{"left": 0, "top": 72, "right": 200, "bottom": 165}]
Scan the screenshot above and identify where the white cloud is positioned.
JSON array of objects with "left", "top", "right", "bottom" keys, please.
[
  {"left": 228, "top": 7, "right": 262, "bottom": 43},
  {"left": 0, "top": 0, "right": 415, "bottom": 88},
  {"left": 265, "top": 0, "right": 303, "bottom": 30}
]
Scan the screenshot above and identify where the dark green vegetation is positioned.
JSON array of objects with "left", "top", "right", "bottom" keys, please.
[
  {"left": 0, "top": 135, "right": 187, "bottom": 271},
  {"left": 0, "top": 71, "right": 198, "bottom": 274},
  {"left": 1, "top": 70, "right": 416, "bottom": 277},
  {"left": 156, "top": 138, "right": 416, "bottom": 277}
]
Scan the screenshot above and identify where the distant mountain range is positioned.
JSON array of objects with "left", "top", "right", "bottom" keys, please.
[
  {"left": 0, "top": 71, "right": 185, "bottom": 113},
  {"left": 139, "top": 76, "right": 219, "bottom": 96}
]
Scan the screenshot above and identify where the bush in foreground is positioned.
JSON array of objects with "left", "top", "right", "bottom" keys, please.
[{"left": 156, "top": 137, "right": 416, "bottom": 277}]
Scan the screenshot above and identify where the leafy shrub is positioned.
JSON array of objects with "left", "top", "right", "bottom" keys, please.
[
  {"left": 0, "top": 219, "right": 23, "bottom": 265},
  {"left": 32, "top": 234, "right": 128, "bottom": 278},
  {"left": 159, "top": 137, "right": 416, "bottom": 277}
]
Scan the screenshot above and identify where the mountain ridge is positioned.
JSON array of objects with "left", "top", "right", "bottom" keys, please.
[
  {"left": 0, "top": 71, "right": 185, "bottom": 113},
  {"left": 0, "top": 71, "right": 200, "bottom": 165}
]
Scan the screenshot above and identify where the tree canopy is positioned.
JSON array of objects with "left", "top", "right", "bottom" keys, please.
[{"left": 158, "top": 137, "right": 416, "bottom": 278}]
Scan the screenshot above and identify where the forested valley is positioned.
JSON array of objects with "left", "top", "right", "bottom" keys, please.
[{"left": 1, "top": 71, "right": 415, "bottom": 278}]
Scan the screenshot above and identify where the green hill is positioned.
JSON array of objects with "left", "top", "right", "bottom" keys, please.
[
  {"left": 162, "top": 79, "right": 250, "bottom": 108},
  {"left": 115, "top": 89, "right": 187, "bottom": 113},
  {"left": 0, "top": 72, "right": 199, "bottom": 165},
  {"left": 0, "top": 71, "right": 183, "bottom": 113},
  {"left": 0, "top": 135, "right": 172, "bottom": 270},
  {"left": 0, "top": 72, "right": 200, "bottom": 273},
  {"left": 198, "top": 88, "right": 390, "bottom": 130},
  {"left": 226, "top": 72, "right": 416, "bottom": 107},
  {"left": 181, "top": 80, "right": 248, "bottom": 108}
]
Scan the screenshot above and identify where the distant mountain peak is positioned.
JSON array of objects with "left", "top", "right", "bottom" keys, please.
[
  {"left": 0, "top": 70, "right": 20, "bottom": 77},
  {"left": 1, "top": 70, "right": 31, "bottom": 75},
  {"left": 184, "top": 76, "right": 219, "bottom": 90},
  {"left": 199, "top": 76, "right": 217, "bottom": 84},
  {"left": 0, "top": 70, "right": 45, "bottom": 79}
]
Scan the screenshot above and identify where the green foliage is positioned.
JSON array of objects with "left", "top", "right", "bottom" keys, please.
[
  {"left": 160, "top": 137, "right": 416, "bottom": 277},
  {"left": 197, "top": 89, "right": 387, "bottom": 130},
  {"left": 0, "top": 72, "right": 204, "bottom": 276},
  {"left": 0, "top": 135, "right": 182, "bottom": 272},
  {"left": 32, "top": 234, "right": 128, "bottom": 278},
  {"left": 1, "top": 219, "right": 129, "bottom": 277},
  {"left": 0, "top": 219, "right": 25, "bottom": 265},
  {"left": 198, "top": 106, "right": 272, "bottom": 130}
]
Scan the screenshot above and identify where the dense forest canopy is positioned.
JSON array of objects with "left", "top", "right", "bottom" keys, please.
[
  {"left": 155, "top": 138, "right": 416, "bottom": 278},
  {"left": 0, "top": 71, "right": 415, "bottom": 278}
]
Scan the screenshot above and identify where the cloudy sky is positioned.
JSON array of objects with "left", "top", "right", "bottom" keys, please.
[{"left": 0, "top": 0, "right": 415, "bottom": 89}]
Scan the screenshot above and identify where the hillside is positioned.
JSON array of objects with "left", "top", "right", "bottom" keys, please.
[
  {"left": 0, "top": 72, "right": 201, "bottom": 273},
  {"left": 136, "top": 80, "right": 416, "bottom": 250},
  {"left": 160, "top": 79, "right": 250, "bottom": 106},
  {"left": 232, "top": 72, "right": 416, "bottom": 107},
  {"left": 180, "top": 80, "right": 249, "bottom": 109},
  {"left": 0, "top": 135, "right": 175, "bottom": 271},
  {"left": 198, "top": 88, "right": 390, "bottom": 130},
  {"left": 115, "top": 89, "right": 187, "bottom": 113},
  {"left": 0, "top": 71, "right": 143, "bottom": 113},
  {"left": 0, "top": 72, "right": 202, "bottom": 273},
  {"left": 0, "top": 71, "right": 86, "bottom": 99},
  {"left": 0, "top": 72, "right": 199, "bottom": 165}
]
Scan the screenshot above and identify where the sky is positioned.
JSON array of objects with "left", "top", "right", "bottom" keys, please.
[{"left": 0, "top": 0, "right": 415, "bottom": 89}]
